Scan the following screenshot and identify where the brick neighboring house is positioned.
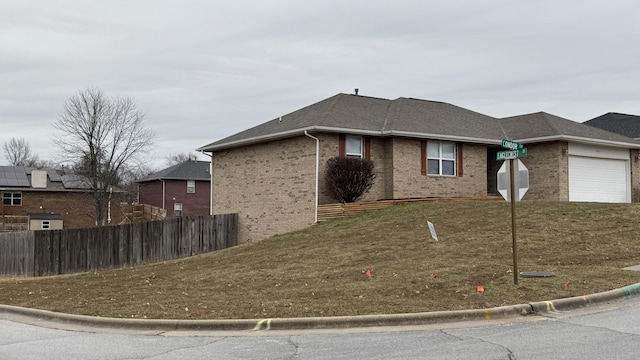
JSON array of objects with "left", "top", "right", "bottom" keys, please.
[
  {"left": 136, "top": 160, "right": 211, "bottom": 217},
  {"left": 584, "top": 113, "right": 640, "bottom": 140},
  {"left": 198, "top": 93, "right": 640, "bottom": 243},
  {"left": 0, "top": 166, "right": 127, "bottom": 230}
]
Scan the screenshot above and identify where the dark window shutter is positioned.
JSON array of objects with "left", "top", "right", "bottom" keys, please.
[
  {"left": 421, "top": 140, "right": 427, "bottom": 176},
  {"left": 457, "top": 143, "right": 463, "bottom": 177},
  {"left": 339, "top": 134, "right": 346, "bottom": 157},
  {"left": 364, "top": 137, "right": 371, "bottom": 160}
]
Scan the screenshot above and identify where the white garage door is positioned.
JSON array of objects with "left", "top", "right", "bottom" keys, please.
[{"left": 568, "top": 156, "right": 629, "bottom": 203}]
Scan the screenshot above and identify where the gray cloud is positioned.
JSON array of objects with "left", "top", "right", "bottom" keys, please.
[{"left": 2, "top": 0, "right": 639, "bottom": 168}]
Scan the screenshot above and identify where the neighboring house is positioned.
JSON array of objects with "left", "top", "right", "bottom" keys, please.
[
  {"left": 584, "top": 113, "right": 640, "bottom": 140},
  {"left": 197, "top": 93, "right": 640, "bottom": 243},
  {"left": 0, "top": 166, "right": 127, "bottom": 230},
  {"left": 136, "top": 160, "right": 211, "bottom": 217}
]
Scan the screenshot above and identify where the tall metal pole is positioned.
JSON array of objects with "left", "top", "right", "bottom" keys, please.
[{"left": 510, "top": 159, "right": 518, "bottom": 285}]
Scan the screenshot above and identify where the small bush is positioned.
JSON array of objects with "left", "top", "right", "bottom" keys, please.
[{"left": 325, "top": 156, "right": 376, "bottom": 203}]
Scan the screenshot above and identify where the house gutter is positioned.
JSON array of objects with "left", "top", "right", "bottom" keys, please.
[
  {"left": 198, "top": 126, "right": 380, "bottom": 152},
  {"left": 304, "top": 131, "right": 320, "bottom": 223},
  {"left": 510, "top": 135, "right": 640, "bottom": 149},
  {"left": 198, "top": 150, "right": 214, "bottom": 215},
  {"left": 198, "top": 126, "right": 502, "bottom": 152}
]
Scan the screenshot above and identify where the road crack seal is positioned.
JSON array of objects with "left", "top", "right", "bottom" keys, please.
[
  {"left": 286, "top": 336, "right": 300, "bottom": 360},
  {"left": 441, "top": 330, "right": 517, "bottom": 359}
]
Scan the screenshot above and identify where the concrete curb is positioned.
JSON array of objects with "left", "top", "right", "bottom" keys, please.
[{"left": 1, "top": 283, "right": 639, "bottom": 332}]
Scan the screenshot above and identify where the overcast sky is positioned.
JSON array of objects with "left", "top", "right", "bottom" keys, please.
[{"left": 2, "top": 0, "right": 639, "bottom": 169}]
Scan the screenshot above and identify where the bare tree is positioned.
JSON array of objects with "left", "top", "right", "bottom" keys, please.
[
  {"left": 3, "top": 137, "right": 38, "bottom": 166},
  {"left": 54, "top": 88, "right": 155, "bottom": 226},
  {"left": 165, "top": 152, "right": 198, "bottom": 167}
]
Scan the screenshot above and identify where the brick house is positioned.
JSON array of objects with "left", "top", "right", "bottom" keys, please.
[
  {"left": 136, "top": 160, "right": 211, "bottom": 217},
  {"left": 0, "top": 167, "right": 128, "bottom": 230},
  {"left": 198, "top": 93, "right": 640, "bottom": 243}
]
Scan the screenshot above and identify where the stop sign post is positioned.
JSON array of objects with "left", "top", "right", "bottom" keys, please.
[{"left": 497, "top": 140, "right": 529, "bottom": 285}]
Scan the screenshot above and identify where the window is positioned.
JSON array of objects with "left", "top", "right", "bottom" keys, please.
[
  {"left": 187, "top": 180, "right": 195, "bottom": 193},
  {"left": 174, "top": 203, "right": 183, "bottom": 217},
  {"left": 339, "top": 134, "right": 371, "bottom": 160},
  {"left": 42, "top": 221, "right": 50, "bottom": 230},
  {"left": 2, "top": 192, "right": 22, "bottom": 206},
  {"left": 345, "top": 135, "right": 363, "bottom": 158},
  {"left": 427, "top": 141, "right": 456, "bottom": 176}
]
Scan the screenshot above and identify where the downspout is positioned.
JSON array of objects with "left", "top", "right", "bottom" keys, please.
[
  {"left": 199, "top": 150, "right": 214, "bottom": 215},
  {"left": 304, "top": 131, "right": 319, "bottom": 223},
  {"left": 161, "top": 179, "right": 166, "bottom": 210}
]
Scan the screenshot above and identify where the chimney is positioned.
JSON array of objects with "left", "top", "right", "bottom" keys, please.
[{"left": 31, "top": 170, "right": 47, "bottom": 188}]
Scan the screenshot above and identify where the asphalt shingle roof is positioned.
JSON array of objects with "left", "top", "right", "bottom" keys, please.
[
  {"left": 137, "top": 160, "right": 210, "bottom": 182},
  {"left": 197, "top": 94, "right": 640, "bottom": 152},
  {"left": 501, "top": 112, "right": 640, "bottom": 145},
  {"left": 584, "top": 113, "right": 640, "bottom": 139}
]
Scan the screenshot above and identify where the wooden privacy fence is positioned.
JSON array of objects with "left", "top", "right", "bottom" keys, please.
[{"left": 0, "top": 213, "right": 237, "bottom": 277}]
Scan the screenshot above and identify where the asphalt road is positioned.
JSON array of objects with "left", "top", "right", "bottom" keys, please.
[{"left": 2, "top": 299, "right": 640, "bottom": 359}]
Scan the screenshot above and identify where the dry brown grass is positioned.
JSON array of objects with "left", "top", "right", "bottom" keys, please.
[{"left": 2, "top": 200, "right": 640, "bottom": 320}]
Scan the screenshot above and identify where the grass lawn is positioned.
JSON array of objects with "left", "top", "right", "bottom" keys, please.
[{"left": 1, "top": 200, "right": 640, "bottom": 320}]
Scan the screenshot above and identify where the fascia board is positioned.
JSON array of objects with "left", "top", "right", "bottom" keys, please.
[
  {"left": 513, "top": 135, "right": 640, "bottom": 149},
  {"left": 197, "top": 126, "right": 384, "bottom": 152},
  {"left": 383, "top": 130, "right": 502, "bottom": 145}
]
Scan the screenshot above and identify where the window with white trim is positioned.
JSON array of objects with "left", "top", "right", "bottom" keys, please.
[
  {"left": 174, "top": 203, "right": 183, "bottom": 217},
  {"left": 187, "top": 180, "right": 195, "bottom": 193},
  {"left": 427, "top": 141, "right": 456, "bottom": 176},
  {"left": 2, "top": 192, "right": 22, "bottom": 206},
  {"left": 42, "top": 220, "right": 50, "bottom": 230},
  {"left": 345, "top": 135, "right": 363, "bottom": 158}
]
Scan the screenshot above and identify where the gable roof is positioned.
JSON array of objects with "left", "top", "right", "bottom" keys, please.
[
  {"left": 197, "top": 94, "right": 640, "bottom": 152},
  {"left": 584, "top": 112, "right": 640, "bottom": 139},
  {"left": 137, "top": 160, "right": 210, "bottom": 183},
  {"left": 501, "top": 112, "right": 640, "bottom": 147}
]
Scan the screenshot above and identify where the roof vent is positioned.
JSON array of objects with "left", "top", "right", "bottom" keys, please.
[{"left": 31, "top": 170, "right": 47, "bottom": 188}]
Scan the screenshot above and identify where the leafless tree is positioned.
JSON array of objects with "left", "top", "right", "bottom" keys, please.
[
  {"left": 165, "top": 152, "right": 198, "bottom": 166},
  {"left": 3, "top": 137, "right": 39, "bottom": 166},
  {"left": 54, "top": 88, "right": 155, "bottom": 226}
]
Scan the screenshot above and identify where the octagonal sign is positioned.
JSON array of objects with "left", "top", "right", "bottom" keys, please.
[{"left": 497, "top": 159, "right": 529, "bottom": 201}]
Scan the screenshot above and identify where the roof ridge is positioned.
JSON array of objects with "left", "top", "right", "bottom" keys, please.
[
  {"left": 539, "top": 112, "right": 564, "bottom": 135},
  {"left": 382, "top": 97, "right": 401, "bottom": 132}
]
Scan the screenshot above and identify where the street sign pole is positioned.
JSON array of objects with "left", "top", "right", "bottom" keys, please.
[{"left": 509, "top": 158, "right": 518, "bottom": 285}]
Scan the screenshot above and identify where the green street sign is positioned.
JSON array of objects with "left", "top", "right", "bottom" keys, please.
[
  {"left": 501, "top": 139, "right": 524, "bottom": 150},
  {"left": 497, "top": 148, "right": 527, "bottom": 161}
]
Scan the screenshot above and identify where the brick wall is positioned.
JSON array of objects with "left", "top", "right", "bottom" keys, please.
[
  {"left": 163, "top": 179, "right": 210, "bottom": 217},
  {"left": 521, "top": 141, "right": 568, "bottom": 201},
  {"left": 138, "top": 181, "right": 163, "bottom": 208},
  {"left": 211, "top": 134, "right": 493, "bottom": 243},
  {"left": 390, "top": 138, "right": 487, "bottom": 198},
  {"left": 1, "top": 190, "right": 128, "bottom": 229},
  {"left": 139, "top": 179, "right": 210, "bottom": 217},
  {"left": 316, "top": 134, "right": 388, "bottom": 204},
  {"left": 212, "top": 136, "right": 316, "bottom": 243}
]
